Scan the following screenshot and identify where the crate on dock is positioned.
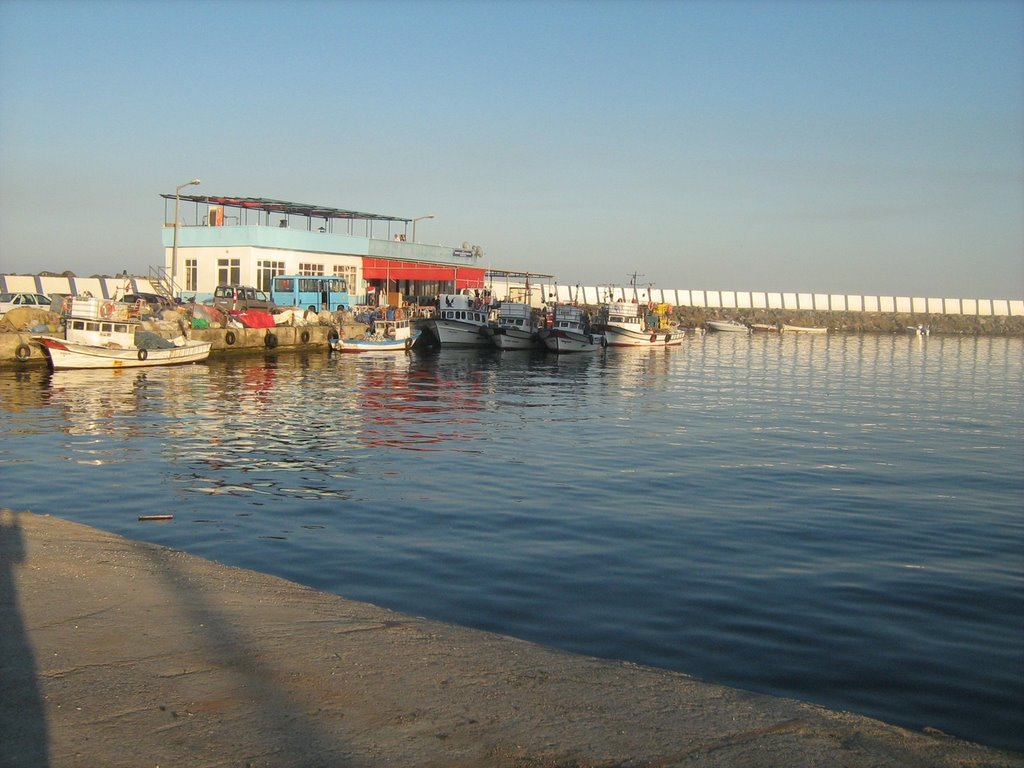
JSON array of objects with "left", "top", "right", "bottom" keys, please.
[{"left": 71, "top": 297, "right": 101, "bottom": 319}]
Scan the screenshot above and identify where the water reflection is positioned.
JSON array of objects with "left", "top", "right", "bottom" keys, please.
[{"left": 0, "top": 333, "right": 1021, "bottom": 751}]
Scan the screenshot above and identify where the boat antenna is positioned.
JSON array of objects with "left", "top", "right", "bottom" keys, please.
[{"left": 628, "top": 272, "right": 645, "bottom": 303}]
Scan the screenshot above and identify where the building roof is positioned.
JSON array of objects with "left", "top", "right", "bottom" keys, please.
[{"left": 160, "top": 194, "right": 411, "bottom": 223}]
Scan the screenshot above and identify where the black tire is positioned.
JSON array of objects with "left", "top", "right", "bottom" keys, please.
[
  {"left": 225, "top": 330, "right": 236, "bottom": 345},
  {"left": 15, "top": 343, "right": 31, "bottom": 362},
  {"left": 137, "top": 348, "right": 149, "bottom": 361},
  {"left": 264, "top": 332, "right": 279, "bottom": 349},
  {"left": 300, "top": 330, "right": 310, "bottom": 344}
]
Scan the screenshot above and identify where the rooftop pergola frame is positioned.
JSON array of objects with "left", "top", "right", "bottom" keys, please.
[{"left": 160, "top": 194, "right": 415, "bottom": 240}]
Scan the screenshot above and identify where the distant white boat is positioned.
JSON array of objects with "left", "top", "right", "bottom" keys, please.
[
  {"left": 781, "top": 324, "right": 828, "bottom": 334},
  {"left": 34, "top": 297, "right": 211, "bottom": 370},
  {"left": 906, "top": 325, "right": 930, "bottom": 336},
  {"left": 706, "top": 319, "right": 749, "bottom": 333}
]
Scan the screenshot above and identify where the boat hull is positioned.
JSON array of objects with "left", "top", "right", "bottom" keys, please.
[
  {"left": 331, "top": 330, "right": 421, "bottom": 353},
  {"left": 35, "top": 336, "right": 211, "bottom": 370},
  {"left": 707, "top": 321, "right": 749, "bottom": 333},
  {"left": 427, "top": 319, "right": 491, "bottom": 347},
  {"left": 781, "top": 325, "right": 828, "bottom": 334},
  {"left": 602, "top": 327, "right": 683, "bottom": 348},
  {"left": 489, "top": 327, "right": 539, "bottom": 350},
  {"left": 541, "top": 329, "right": 605, "bottom": 353}
]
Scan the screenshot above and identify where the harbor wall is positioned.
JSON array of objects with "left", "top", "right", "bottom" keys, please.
[
  {"left": 5, "top": 274, "right": 1023, "bottom": 318},
  {"left": 0, "top": 273, "right": 160, "bottom": 300},
  {"left": 523, "top": 283, "right": 1024, "bottom": 317}
]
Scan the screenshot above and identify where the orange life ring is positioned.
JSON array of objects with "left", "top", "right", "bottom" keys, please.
[{"left": 100, "top": 301, "right": 114, "bottom": 318}]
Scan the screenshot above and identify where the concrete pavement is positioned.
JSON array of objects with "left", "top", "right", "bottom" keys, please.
[{"left": 2, "top": 508, "right": 1021, "bottom": 768}]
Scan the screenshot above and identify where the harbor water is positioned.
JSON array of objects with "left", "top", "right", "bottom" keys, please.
[{"left": 1, "top": 333, "right": 1021, "bottom": 752}]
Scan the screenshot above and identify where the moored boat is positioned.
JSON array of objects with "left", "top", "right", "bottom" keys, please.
[
  {"left": 328, "top": 315, "right": 420, "bottom": 353},
  {"left": 781, "top": 324, "right": 828, "bottom": 334},
  {"left": 539, "top": 305, "right": 606, "bottom": 353},
  {"left": 750, "top": 323, "right": 779, "bottom": 333},
  {"left": 423, "top": 293, "right": 491, "bottom": 347},
  {"left": 596, "top": 301, "right": 683, "bottom": 348},
  {"left": 706, "top": 319, "right": 749, "bottom": 333},
  {"left": 33, "top": 296, "right": 211, "bottom": 370},
  {"left": 486, "top": 301, "right": 541, "bottom": 350}
]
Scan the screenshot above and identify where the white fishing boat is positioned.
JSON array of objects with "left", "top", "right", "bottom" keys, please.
[
  {"left": 781, "top": 324, "right": 828, "bottom": 334},
  {"left": 539, "top": 305, "right": 606, "bottom": 353},
  {"left": 706, "top": 319, "right": 750, "bottom": 333},
  {"left": 33, "top": 297, "right": 211, "bottom": 370},
  {"left": 486, "top": 301, "right": 541, "bottom": 350},
  {"left": 424, "top": 293, "right": 491, "bottom": 347},
  {"left": 597, "top": 301, "right": 683, "bottom": 348},
  {"left": 328, "top": 316, "right": 420, "bottom": 353}
]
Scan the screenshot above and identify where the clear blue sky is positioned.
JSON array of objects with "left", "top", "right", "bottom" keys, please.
[{"left": 2, "top": 0, "right": 1022, "bottom": 298}]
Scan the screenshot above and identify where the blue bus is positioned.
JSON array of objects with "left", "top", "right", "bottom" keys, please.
[{"left": 271, "top": 275, "right": 350, "bottom": 312}]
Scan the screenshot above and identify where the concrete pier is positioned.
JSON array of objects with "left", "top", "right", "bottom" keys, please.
[
  {"left": 2, "top": 509, "right": 1021, "bottom": 768},
  {"left": 0, "top": 326, "right": 334, "bottom": 367}
]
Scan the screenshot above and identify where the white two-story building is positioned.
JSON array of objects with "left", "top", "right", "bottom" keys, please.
[{"left": 159, "top": 194, "right": 506, "bottom": 306}]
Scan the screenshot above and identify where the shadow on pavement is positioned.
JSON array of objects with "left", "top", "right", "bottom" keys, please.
[{"left": 0, "top": 509, "right": 50, "bottom": 767}]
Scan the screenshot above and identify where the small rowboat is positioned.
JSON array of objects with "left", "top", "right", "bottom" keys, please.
[
  {"left": 707, "top": 319, "right": 749, "bottom": 333},
  {"left": 329, "top": 317, "right": 420, "bottom": 353},
  {"left": 781, "top": 324, "right": 828, "bottom": 334}
]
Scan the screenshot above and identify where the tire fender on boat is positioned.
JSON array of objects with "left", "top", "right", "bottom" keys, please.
[
  {"left": 15, "top": 343, "right": 31, "bottom": 362},
  {"left": 137, "top": 348, "right": 148, "bottom": 361},
  {"left": 224, "top": 330, "right": 236, "bottom": 345},
  {"left": 264, "top": 332, "right": 279, "bottom": 349},
  {"left": 300, "top": 330, "right": 310, "bottom": 344},
  {"left": 650, "top": 333, "right": 657, "bottom": 343}
]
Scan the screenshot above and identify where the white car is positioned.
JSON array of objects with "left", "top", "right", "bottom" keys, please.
[{"left": 0, "top": 292, "right": 52, "bottom": 316}]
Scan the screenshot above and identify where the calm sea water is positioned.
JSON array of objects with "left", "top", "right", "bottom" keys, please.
[{"left": 1, "top": 333, "right": 1022, "bottom": 751}]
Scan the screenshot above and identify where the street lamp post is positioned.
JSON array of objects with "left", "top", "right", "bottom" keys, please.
[
  {"left": 171, "top": 178, "right": 201, "bottom": 299},
  {"left": 411, "top": 214, "right": 434, "bottom": 243}
]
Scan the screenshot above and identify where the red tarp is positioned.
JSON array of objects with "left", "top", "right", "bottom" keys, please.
[
  {"left": 234, "top": 310, "right": 277, "bottom": 329},
  {"left": 361, "top": 259, "right": 484, "bottom": 289}
]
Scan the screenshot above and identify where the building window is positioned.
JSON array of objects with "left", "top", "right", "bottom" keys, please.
[
  {"left": 298, "top": 263, "right": 324, "bottom": 276},
  {"left": 185, "top": 259, "right": 198, "bottom": 292},
  {"left": 333, "top": 264, "right": 356, "bottom": 290},
  {"left": 217, "top": 258, "right": 240, "bottom": 286},
  {"left": 257, "top": 260, "right": 286, "bottom": 292}
]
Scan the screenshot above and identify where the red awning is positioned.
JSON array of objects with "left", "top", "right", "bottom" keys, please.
[{"left": 362, "top": 259, "right": 484, "bottom": 289}]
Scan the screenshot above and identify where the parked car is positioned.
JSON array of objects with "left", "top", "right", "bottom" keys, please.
[
  {"left": 121, "top": 292, "right": 173, "bottom": 313},
  {"left": 212, "top": 285, "right": 277, "bottom": 313},
  {"left": 0, "top": 292, "right": 52, "bottom": 317}
]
